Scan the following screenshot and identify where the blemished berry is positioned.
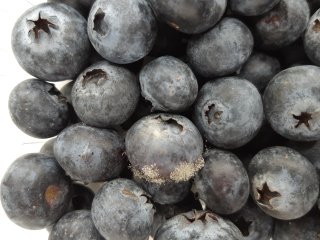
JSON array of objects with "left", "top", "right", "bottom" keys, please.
[
  {"left": 248, "top": 146, "right": 319, "bottom": 220},
  {"left": 304, "top": 9, "right": 320, "bottom": 66},
  {"left": 11, "top": 3, "right": 91, "bottom": 82},
  {"left": 125, "top": 113, "right": 204, "bottom": 184},
  {"left": 91, "top": 178, "right": 155, "bottom": 240},
  {"left": 229, "top": 0, "right": 280, "bottom": 16},
  {"left": 1, "top": 153, "right": 72, "bottom": 229}
]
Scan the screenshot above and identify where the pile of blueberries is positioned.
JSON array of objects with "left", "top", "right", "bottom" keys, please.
[{"left": 3, "top": 0, "right": 320, "bottom": 239}]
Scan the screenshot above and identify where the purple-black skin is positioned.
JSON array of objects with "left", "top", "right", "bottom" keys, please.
[
  {"left": 9, "top": 79, "right": 70, "bottom": 139},
  {"left": 304, "top": 9, "right": 320, "bottom": 66},
  {"left": 87, "top": 0, "right": 157, "bottom": 64},
  {"left": 125, "top": 113, "right": 204, "bottom": 184},
  {"left": 134, "top": 177, "right": 191, "bottom": 205},
  {"left": 263, "top": 65, "right": 320, "bottom": 142},
  {"left": 70, "top": 183, "right": 95, "bottom": 211},
  {"left": 248, "top": 146, "right": 319, "bottom": 220},
  {"left": 273, "top": 210, "right": 320, "bottom": 240},
  {"left": 237, "top": 52, "right": 281, "bottom": 92},
  {"left": 229, "top": 0, "right": 280, "bottom": 16},
  {"left": 11, "top": 3, "right": 91, "bottom": 82},
  {"left": 0, "top": 153, "right": 72, "bottom": 229},
  {"left": 253, "top": 0, "right": 310, "bottom": 50},
  {"left": 192, "top": 149, "right": 250, "bottom": 215},
  {"left": 48, "top": 0, "right": 95, "bottom": 17},
  {"left": 187, "top": 17, "right": 253, "bottom": 78},
  {"left": 91, "top": 179, "right": 155, "bottom": 240},
  {"left": 155, "top": 210, "right": 244, "bottom": 240},
  {"left": 139, "top": 56, "right": 198, "bottom": 112},
  {"left": 228, "top": 200, "right": 274, "bottom": 240},
  {"left": 49, "top": 210, "right": 104, "bottom": 240},
  {"left": 54, "top": 123, "right": 126, "bottom": 183},
  {"left": 149, "top": 0, "right": 227, "bottom": 34},
  {"left": 71, "top": 61, "right": 140, "bottom": 128},
  {"left": 40, "top": 138, "right": 56, "bottom": 156},
  {"left": 193, "top": 77, "right": 264, "bottom": 149}
]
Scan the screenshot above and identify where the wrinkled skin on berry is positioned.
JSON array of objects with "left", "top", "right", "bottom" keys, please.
[
  {"left": 126, "top": 114, "right": 204, "bottom": 184},
  {"left": 40, "top": 138, "right": 56, "bottom": 156},
  {"left": 139, "top": 56, "right": 198, "bottom": 112},
  {"left": 69, "top": 183, "right": 94, "bottom": 211},
  {"left": 72, "top": 61, "right": 140, "bottom": 127},
  {"left": 248, "top": 146, "right": 319, "bottom": 220},
  {"left": 91, "top": 179, "right": 155, "bottom": 240},
  {"left": 1, "top": 153, "right": 72, "bottom": 229},
  {"left": 187, "top": 17, "right": 253, "bottom": 78},
  {"left": 229, "top": 0, "right": 280, "bottom": 16},
  {"left": 253, "top": 0, "right": 310, "bottom": 50},
  {"left": 87, "top": 0, "right": 157, "bottom": 64},
  {"left": 48, "top": 0, "right": 95, "bottom": 17},
  {"left": 155, "top": 210, "right": 244, "bottom": 240},
  {"left": 237, "top": 52, "right": 281, "bottom": 92},
  {"left": 54, "top": 123, "right": 126, "bottom": 183},
  {"left": 49, "top": 210, "right": 104, "bottom": 240},
  {"left": 9, "top": 79, "right": 69, "bottom": 138},
  {"left": 304, "top": 9, "right": 320, "bottom": 66},
  {"left": 263, "top": 65, "right": 320, "bottom": 141},
  {"left": 192, "top": 149, "right": 249, "bottom": 215},
  {"left": 149, "top": 0, "right": 227, "bottom": 34},
  {"left": 11, "top": 3, "right": 91, "bottom": 82},
  {"left": 193, "top": 77, "right": 264, "bottom": 149}
]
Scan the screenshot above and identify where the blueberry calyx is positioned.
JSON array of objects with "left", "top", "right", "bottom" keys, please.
[
  {"left": 205, "top": 104, "right": 223, "bottom": 124},
  {"left": 155, "top": 115, "right": 184, "bottom": 132},
  {"left": 82, "top": 69, "right": 108, "bottom": 87},
  {"left": 312, "top": 19, "right": 320, "bottom": 32},
  {"left": 256, "top": 182, "right": 281, "bottom": 208},
  {"left": 27, "top": 12, "right": 58, "bottom": 39},
  {"left": 93, "top": 8, "right": 107, "bottom": 36},
  {"left": 183, "top": 210, "right": 218, "bottom": 223},
  {"left": 293, "top": 112, "right": 313, "bottom": 129}
]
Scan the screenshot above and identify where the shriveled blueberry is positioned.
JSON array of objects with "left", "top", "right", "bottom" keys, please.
[
  {"left": 1, "top": 153, "right": 72, "bottom": 229},
  {"left": 193, "top": 77, "right": 264, "bottom": 149},
  {"left": 49, "top": 210, "right": 104, "bottom": 240},
  {"left": 70, "top": 183, "right": 94, "bottom": 210},
  {"left": 139, "top": 56, "right": 198, "bottom": 112},
  {"left": 237, "top": 52, "right": 281, "bottom": 92},
  {"left": 126, "top": 114, "right": 204, "bottom": 184},
  {"left": 87, "top": 0, "right": 157, "bottom": 64},
  {"left": 187, "top": 17, "right": 253, "bottom": 78},
  {"left": 229, "top": 0, "right": 280, "bottom": 16},
  {"left": 304, "top": 9, "right": 320, "bottom": 66},
  {"left": 134, "top": 177, "right": 191, "bottom": 205},
  {"left": 40, "top": 138, "right": 56, "bottom": 156},
  {"left": 12, "top": 3, "right": 91, "bottom": 82},
  {"left": 263, "top": 65, "right": 320, "bottom": 141},
  {"left": 9, "top": 79, "right": 69, "bottom": 138},
  {"left": 91, "top": 179, "right": 155, "bottom": 240},
  {"left": 72, "top": 61, "right": 140, "bottom": 127},
  {"left": 248, "top": 146, "right": 319, "bottom": 220},
  {"left": 149, "top": 0, "right": 227, "bottom": 34},
  {"left": 155, "top": 210, "right": 243, "bottom": 240},
  {"left": 273, "top": 210, "right": 320, "bottom": 240},
  {"left": 229, "top": 200, "right": 274, "bottom": 240},
  {"left": 54, "top": 123, "right": 125, "bottom": 183},
  {"left": 253, "top": 0, "right": 310, "bottom": 50},
  {"left": 192, "top": 149, "right": 249, "bottom": 215},
  {"left": 47, "top": 0, "right": 95, "bottom": 17}
]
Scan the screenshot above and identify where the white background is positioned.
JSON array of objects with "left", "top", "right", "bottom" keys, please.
[{"left": 0, "top": 0, "right": 64, "bottom": 238}]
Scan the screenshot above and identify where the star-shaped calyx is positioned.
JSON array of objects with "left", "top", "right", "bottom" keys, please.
[
  {"left": 28, "top": 12, "right": 58, "bottom": 39},
  {"left": 256, "top": 182, "right": 281, "bottom": 208},
  {"left": 293, "top": 112, "right": 312, "bottom": 129}
]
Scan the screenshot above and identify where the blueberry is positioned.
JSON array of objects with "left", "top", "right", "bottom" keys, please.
[
  {"left": 253, "top": 0, "right": 310, "bottom": 50},
  {"left": 40, "top": 138, "right": 56, "bottom": 156},
  {"left": 304, "top": 9, "right": 320, "bottom": 66},
  {"left": 155, "top": 210, "right": 243, "bottom": 240},
  {"left": 139, "top": 56, "right": 198, "bottom": 112},
  {"left": 229, "top": 199, "right": 274, "bottom": 240},
  {"left": 193, "top": 77, "right": 264, "bottom": 149},
  {"left": 192, "top": 149, "right": 249, "bottom": 215},
  {"left": 248, "top": 146, "right": 319, "bottom": 220},
  {"left": 91, "top": 178, "right": 155, "bottom": 240},
  {"left": 87, "top": 0, "right": 157, "bottom": 64},
  {"left": 187, "top": 17, "right": 253, "bottom": 78},
  {"left": 1, "top": 153, "right": 72, "bottom": 229},
  {"left": 134, "top": 177, "right": 191, "bottom": 205},
  {"left": 11, "top": 3, "right": 91, "bottom": 82},
  {"left": 263, "top": 65, "right": 320, "bottom": 141},
  {"left": 54, "top": 123, "right": 126, "bottom": 183},
  {"left": 49, "top": 210, "right": 104, "bottom": 240},
  {"left": 273, "top": 210, "right": 320, "bottom": 240},
  {"left": 9, "top": 79, "right": 69, "bottom": 138},
  {"left": 149, "top": 0, "right": 227, "bottom": 34},
  {"left": 125, "top": 113, "right": 204, "bottom": 184},
  {"left": 47, "top": 0, "right": 95, "bottom": 17},
  {"left": 237, "top": 52, "right": 281, "bottom": 92},
  {"left": 229, "top": 0, "right": 280, "bottom": 16},
  {"left": 71, "top": 61, "right": 140, "bottom": 127},
  {"left": 70, "top": 183, "right": 94, "bottom": 210}
]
